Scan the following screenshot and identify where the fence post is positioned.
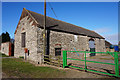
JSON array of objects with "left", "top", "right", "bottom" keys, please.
[
  {"left": 85, "top": 51, "right": 87, "bottom": 72},
  {"left": 49, "top": 55, "right": 51, "bottom": 65},
  {"left": 114, "top": 52, "right": 119, "bottom": 77},
  {"left": 58, "top": 56, "right": 60, "bottom": 67},
  {"left": 63, "top": 51, "right": 67, "bottom": 68}
]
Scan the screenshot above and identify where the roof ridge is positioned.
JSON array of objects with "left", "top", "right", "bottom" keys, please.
[
  {"left": 27, "top": 9, "right": 44, "bottom": 17},
  {"left": 27, "top": 9, "right": 95, "bottom": 33},
  {"left": 24, "top": 8, "right": 39, "bottom": 24},
  {"left": 48, "top": 16, "right": 95, "bottom": 33},
  {"left": 26, "top": 9, "right": 104, "bottom": 39}
]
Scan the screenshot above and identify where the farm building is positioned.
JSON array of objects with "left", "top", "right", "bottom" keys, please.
[
  {"left": 105, "top": 40, "right": 112, "bottom": 52},
  {"left": 14, "top": 8, "right": 106, "bottom": 64},
  {"left": 1, "top": 42, "right": 14, "bottom": 56},
  {"left": 105, "top": 40, "right": 112, "bottom": 48}
]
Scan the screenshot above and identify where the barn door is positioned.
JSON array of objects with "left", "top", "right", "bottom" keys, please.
[{"left": 89, "top": 38, "right": 96, "bottom": 56}]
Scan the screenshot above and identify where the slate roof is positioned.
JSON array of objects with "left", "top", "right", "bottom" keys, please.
[
  {"left": 27, "top": 9, "right": 104, "bottom": 39},
  {"left": 105, "top": 40, "right": 112, "bottom": 47}
]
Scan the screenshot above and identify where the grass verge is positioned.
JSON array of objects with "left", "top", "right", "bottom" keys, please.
[
  {"left": 2, "top": 58, "right": 66, "bottom": 78},
  {"left": 0, "top": 53, "right": 9, "bottom": 57}
]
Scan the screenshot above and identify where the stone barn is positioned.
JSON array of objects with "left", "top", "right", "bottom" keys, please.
[{"left": 14, "top": 8, "right": 105, "bottom": 64}]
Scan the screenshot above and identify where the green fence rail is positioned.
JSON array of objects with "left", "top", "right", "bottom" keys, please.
[{"left": 63, "top": 51, "right": 120, "bottom": 77}]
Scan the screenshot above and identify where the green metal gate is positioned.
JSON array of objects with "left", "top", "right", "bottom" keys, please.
[{"left": 63, "top": 50, "right": 120, "bottom": 77}]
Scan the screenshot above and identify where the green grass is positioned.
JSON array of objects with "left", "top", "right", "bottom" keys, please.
[
  {"left": 2, "top": 58, "right": 66, "bottom": 78},
  {"left": 0, "top": 53, "right": 9, "bottom": 57},
  {"left": 19, "top": 56, "right": 24, "bottom": 59}
]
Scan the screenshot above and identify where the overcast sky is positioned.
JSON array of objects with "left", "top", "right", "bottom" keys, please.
[{"left": 1, "top": 2, "right": 118, "bottom": 45}]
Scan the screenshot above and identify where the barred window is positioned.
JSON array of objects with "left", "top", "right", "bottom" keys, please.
[
  {"left": 55, "top": 48, "right": 61, "bottom": 56},
  {"left": 21, "top": 32, "right": 26, "bottom": 47}
]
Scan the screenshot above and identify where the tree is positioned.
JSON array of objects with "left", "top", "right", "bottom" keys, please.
[
  {"left": 5, "top": 32, "right": 10, "bottom": 42},
  {"left": 1, "top": 32, "right": 11, "bottom": 43},
  {"left": 1, "top": 33, "right": 6, "bottom": 43}
]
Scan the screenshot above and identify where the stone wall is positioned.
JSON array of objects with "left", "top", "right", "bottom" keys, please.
[
  {"left": 49, "top": 31, "right": 88, "bottom": 59},
  {"left": 14, "top": 16, "right": 38, "bottom": 63},
  {"left": 37, "top": 28, "right": 44, "bottom": 64},
  {"left": 37, "top": 28, "right": 44, "bottom": 54},
  {"left": 1, "top": 42, "right": 10, "bottom": 56},
  {"left": 49, "top": 30, "right": 106, "bottom": 58},
  {"left": 15, "top": 16, "right": 106, "bottom": 64},
  {"left": 95, "top": 38, "right": 106, "bottom": 52}
]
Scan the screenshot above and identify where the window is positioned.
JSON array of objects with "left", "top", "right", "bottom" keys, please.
[
  {"left": 74, "top": 35, "right": 78, "bottom": 42},
  {"left": 55, "top": 48, "right": 61, "bottom": 56},
  {"left": 21, "top": 32, "right": 26, "bottom": 47}
]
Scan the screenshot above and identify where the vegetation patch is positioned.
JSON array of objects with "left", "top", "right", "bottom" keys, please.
[
  {"left": 0, "top": 53, "right": 9, "bottom": 57},
  {"left": 2, "top": 58, "right": 66, "bottom": 78},
  {"left": 19, "top": 56, "right": 24, "bottom": 59}
]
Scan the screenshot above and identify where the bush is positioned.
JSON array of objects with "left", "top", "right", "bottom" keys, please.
[{"left": 19, "top": 56, "right": 24, "bottom": 59}]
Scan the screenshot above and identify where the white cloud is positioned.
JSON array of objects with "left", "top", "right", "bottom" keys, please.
[
  {"left": 94, "top": 27, "right": 111, "bottom": 34},
  {"left": 94, "top": 27, "right": 119, "bottom": 45},
  {"left": 104, "top": 33, "right": 118, "bottom": 45}
]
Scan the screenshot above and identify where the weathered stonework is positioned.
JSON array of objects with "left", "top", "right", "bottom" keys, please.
[
  {"left": 95, "top": 38, "right": 106, "bottom": 53},
  {"left": 14, "top": 16, "right": 38, "bottom": 63},
  {"left": 49, "top": 31, "right": 106, "bottom": 58},
  {"left": 1, "top": 42, "right": 10, "bottom": 56},
  {"left": 14, "top": 9, "right": 106, "bottom": 64}
]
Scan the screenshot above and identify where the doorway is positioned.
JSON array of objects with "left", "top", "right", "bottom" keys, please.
[{"left": 89, "top": 38, "right": 96, "bottom": 56}]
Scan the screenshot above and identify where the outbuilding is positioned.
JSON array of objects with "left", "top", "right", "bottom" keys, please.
[
  {"left": 14, "top": 8, "right": 106, "bottom": 64},
  {"left": 1, "top": 42, "right": 14, "bottom": 56}
]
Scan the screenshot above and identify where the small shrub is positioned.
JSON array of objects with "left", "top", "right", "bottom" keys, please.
[{"left": 19, "top": 56, "right": 24, "bottom": 59}]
